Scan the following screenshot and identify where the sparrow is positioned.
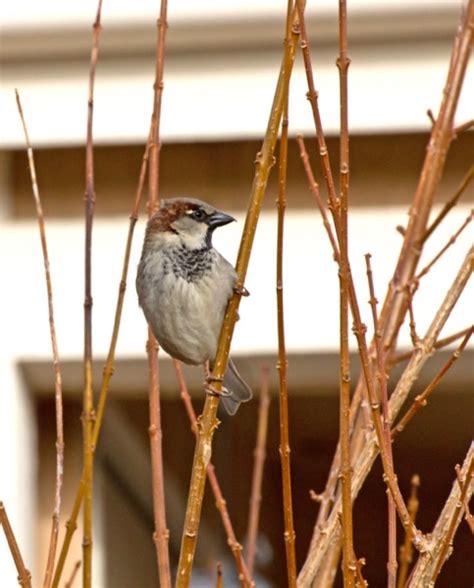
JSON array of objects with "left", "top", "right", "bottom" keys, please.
[{"left": 136, "top": 197, "right": 252, "bottom": 415}]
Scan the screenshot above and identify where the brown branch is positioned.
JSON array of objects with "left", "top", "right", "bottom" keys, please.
[
  {"left": 0, "top": 502, "right": 32, "bottom": 587},
  {"left": 296, "top": 136, "right": 339, "bottom": 261},
  {"left": 175, "top": 5, "right": 300, "bottom": 585},
  {"left": 173, "top": 361, "right": 254, "bottom": 587},
  {"left": 405, "top": 286, "right": 420, "bottom": 348},
  {"left": 426, "top": 109, "right": 436, "bottom": 127},
  {"left": 422, "top": 164, "right": 474, "bottom": 243},
  {"left": 453, "top": 118, "right": 474, "bottom": 136},
  {"left": 455, "top": 464, "right": 474, "bottom": 534},
  {"left": 298, "top": 248, "right": 473, "bottom": 586},
  {"left": 276, "top": 7, "right": 298, "bottom": 582},
  {"left": 391, "top": 327, "right": 473, "bottom": 439},
  {"left": 63, "top": 561, "right": 81, "bottom": 588},
  {"left": 51, "top": 134, "right": 152, "bottom": 588},
  {"left": 296, "top": 0, "right": 338, "bottom": 217},
  {"left": 14, "top": 91, "right": 65, "bottom": 588},
  {"left": 246, "top": 365, "right": 271, "bottom": 577},
  {"left": 145, "top": 3, "right": 172, "bottom": 586},
  {"left": 391, "top": 325, "right": 472, "bottom": 365},
  {"left": 397, "top": 475, "right": 420, "bottom": 588},
  {"left": 215, "top": 562, "right": 223, "bottom": 588},
  {"left": 408, "top": 445, "right": 474, "bottom": 586},
  {"left": 415, "top": 209, "right": 473, "bottom": 282},
  {"left": 365, "top": 255, "right": 397, "bottom": 588},
  {"left": 82, "top": 3, "right": 103, "bottom": 586},
  {"left": 298, "top": 0, "right": 421, "bottom": 567},
  {"left": 336, "top": 1, "right": 359, "bottom": 585}
]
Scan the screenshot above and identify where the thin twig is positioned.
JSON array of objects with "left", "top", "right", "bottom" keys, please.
[
  {"left": 15, "top": 91, "right": 65, "bottom": 588},
  {"left": 275, "top": 5, "right": 298, "bottom": 583},
  {"left": 397, "top": 475, "right": 420, "bottom": 588},
  {"left": 391, "top": 327, "right": 473, "bottom": 439},
  {"left": 426, "top": 109, "right": 436, "bottom": 127},
  {"left": 51, "top": 135, "right": 152, "bottom": 588},
  {"left": 365, "top": 254, "right": 397, "bottom": 588},
  {"left": 391, "top": 325, "right": 472, "bottom": 365},
  {"left": 422, "top": 164, "right": 474, "bottom": 243},
  {"left": 405, "top": 286, "right": 420, "bottom": 348},
  {"left": 298, "top": 5, "right": 421, "bottom": 567},
  {"left": 408, "top": 445, "right": 474, "bottom": 586},
  {"left": 0, "top": 502, "right": 32, "bottom": 588},
  {"left": 415, "top": 209, "right": 473, "bottom": 282},
  {"left": 455, "top": 464, "right": 474, "bottom": 534},
  {"left": 175, "top": 5, "right": 300, "bottom": 585},
  {"left": 145, "top": 2, "right": 172, "bottom": 586},
  {"left": 173, "top": 361, "right": 254, "bottom": 587},
  {"left": 296, "top": 136, "right": 339, "bottom": 261},
  {"left": 246, "top": 365, "right": 271, "bottom": 577},
  {"left": 82, "top": 3, "right": 103, "bottom": 586},
  {"left": 336, "top": 1, "right": 359, "bottom": 585},
  {"left": 63, "top": 561, "right": 81, "bottom": 588},
  {"left": 453, "top": 118, "right": 474, "bottom": 136}
]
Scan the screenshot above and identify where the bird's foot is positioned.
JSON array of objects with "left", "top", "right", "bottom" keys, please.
[
  {"left": 234, "top": 285, "right": 250, "bottom": 297},
  {"left": 204, "top": 375, "right": 232, "bottom": 397}
]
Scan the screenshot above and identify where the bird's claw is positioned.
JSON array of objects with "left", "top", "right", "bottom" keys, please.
[
  {"left": 234, "top": 285, "right": 250, "bottom": 297},
  {"left": 204, "top": 375, "right": 232, "bottom": 397}
]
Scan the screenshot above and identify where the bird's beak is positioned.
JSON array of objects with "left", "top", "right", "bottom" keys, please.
[{"left": 207, "top": 210, "right": 236, "bottom": 229}]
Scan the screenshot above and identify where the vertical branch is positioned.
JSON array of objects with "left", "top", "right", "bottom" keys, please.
[
  {"left": 246, "top": 366, "right": 271, "bottom": 577},
  {"left": 276, "top": 3, "right": 297, "bottom": 584},
  {"left": 365, "top": 255, "right": 397, "bottom": 588},
  {"left": 15, "top": 91, "right": 65, "bottom": 588},
  {"left": 175, "top": 5, "right": 300, "bottom": 585},
  {"left": 397, "top": 475, "right": 420, "bottom": 588},
  {"left": 0, "top": 503, "right": 32, "bottom": 588},
  {"left": 174, "top": 361, "right": 254, "bottom": 587},
  {"left": 82, "top": 3, "right": 103, "bottom": 586},
  {"left": 146, "top": 2, "right": 172, "bottom": 586},
  {"left": 51, "top": 136, "right": 152, "bottom": 588},
  {"left": 336, "top": 1, "right": 357, "bottom": 586}
]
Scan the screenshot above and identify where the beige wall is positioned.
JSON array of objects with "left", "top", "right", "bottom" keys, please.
[{"left": 8, "top": 132, "right": 474, "bottom": 218}]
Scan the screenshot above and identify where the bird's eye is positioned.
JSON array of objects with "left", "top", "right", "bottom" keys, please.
[{"left": 191, "top": 208, "right": 205, "bottom": 220}]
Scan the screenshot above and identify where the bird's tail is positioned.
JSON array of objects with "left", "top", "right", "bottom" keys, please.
[{"left": 221, "top": 358, "right": 253, "bottom": 415}]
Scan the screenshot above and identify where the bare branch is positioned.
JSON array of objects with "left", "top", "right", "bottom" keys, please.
[
  {"left": 397, "top": 475, "right": 420, "bottom": 588},
  {"left": 408, "top": 445, "right": 474, "bottom": 586},
  {"left": 0, "top": 502, "right": 32, "bottom": 588},
  {"left": 15, "top": 90, "right": 65, "bottom": 588},
  {"left": 174, "top": 361, "right": 254, "bottom": 587},
  {"left": 82, "top": 3, "right": 104, "bottom": 585},
  {"left": 422, "top": 164, "right": 474, "bottom": 243},
  {"left": 246, "top": 365, "right": 271, "bottom": 577},
  {"left": 392, "top": 327, "right": 473, "bottom": 438},
  {"left": 175, "top": 4, "right": 300, "bottom": 584}
]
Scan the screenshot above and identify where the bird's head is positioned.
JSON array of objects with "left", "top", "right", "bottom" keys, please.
[{"left": 145, "top": 197, "right": 235, "bottom": 250}]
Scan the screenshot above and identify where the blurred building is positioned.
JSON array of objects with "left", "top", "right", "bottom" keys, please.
[{"left": 0, "top": 1, "right": 473, "bottom": 586}]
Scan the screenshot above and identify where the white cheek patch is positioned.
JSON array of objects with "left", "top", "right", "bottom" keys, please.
[{"left": 171, "top": 219, "right": 208, "bottom": 249}]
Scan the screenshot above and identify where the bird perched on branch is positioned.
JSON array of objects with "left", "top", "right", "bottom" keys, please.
[{"left": 136, "top": 197, "right": 252, "bottom": 415}]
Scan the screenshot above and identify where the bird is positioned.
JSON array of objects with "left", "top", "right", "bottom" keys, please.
[{"left": 136, "top": 197, "right": 252, "bottom": 415}]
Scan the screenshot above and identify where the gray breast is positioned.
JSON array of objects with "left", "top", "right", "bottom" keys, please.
[{"left": 137, "top": 246, "right": 236, "bottom": 365}]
